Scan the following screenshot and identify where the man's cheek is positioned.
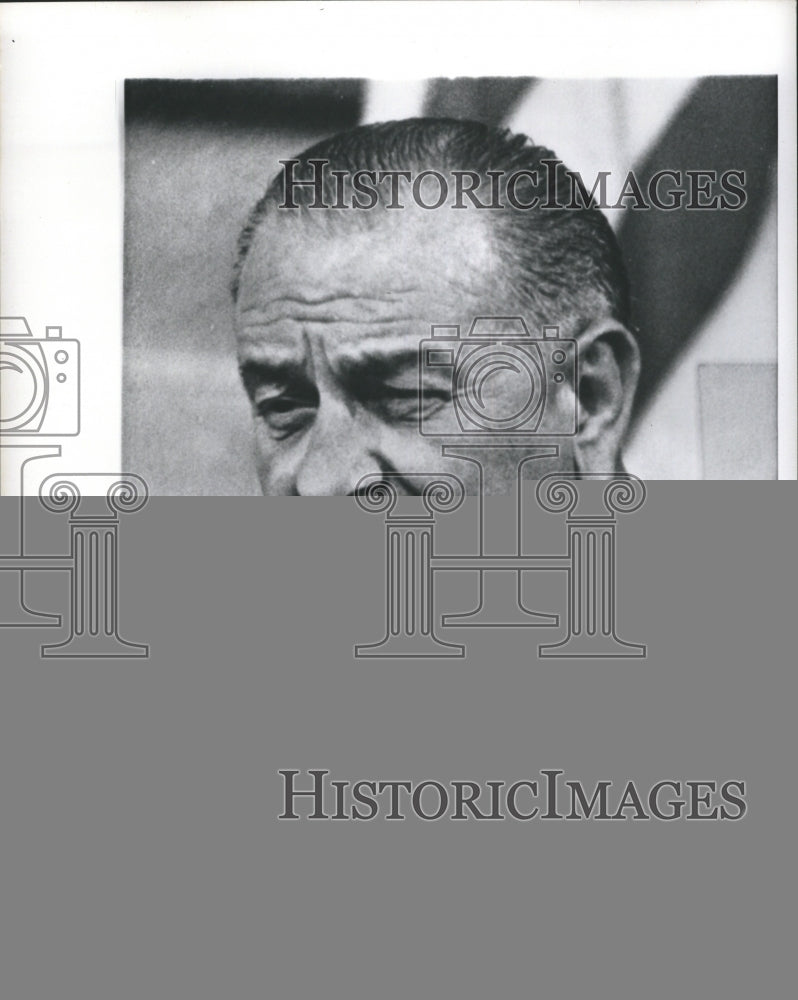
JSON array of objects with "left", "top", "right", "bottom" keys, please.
[
  {"left": 253, "top": 434, "right": 288, "bottom": 495},
  {"left": 254, "top": 448, "right": 275, "bottom": 495}
]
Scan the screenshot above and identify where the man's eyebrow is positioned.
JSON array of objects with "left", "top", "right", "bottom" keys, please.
[
  {"left": 237, "top": 340, "right": 442, "bottom": 390},
  {"left": 336, "top": 346, "right": 422, "bottom": 381},
  {"left": 237, "top": 357, "right": 303, "bottom": 390}
]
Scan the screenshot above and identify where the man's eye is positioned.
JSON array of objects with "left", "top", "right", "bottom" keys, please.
[
  {"left": 376, "top": 387, "right": 448, "bottom": 423},
  {"left": 255, "top": 396, "right": 316, "bottom": 439},
  {"left": 377, "top": 388, "right": 419, "bottom": 421}
]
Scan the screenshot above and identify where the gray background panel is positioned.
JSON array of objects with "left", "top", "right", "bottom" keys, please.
[{"left": 0, "top": 487, "right": 795, "bottom": 998}]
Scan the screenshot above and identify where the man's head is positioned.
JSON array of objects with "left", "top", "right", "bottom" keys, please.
[{"left": 233, "top": 118, "right": 639, "bottom": 495}]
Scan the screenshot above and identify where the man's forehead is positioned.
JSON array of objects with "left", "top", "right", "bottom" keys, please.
[
  {"left": 235, "top": 289, "right": 461, "bottom": 366},
  {"left": 236, "top": 208, "right": 498, "bottom": 307}
]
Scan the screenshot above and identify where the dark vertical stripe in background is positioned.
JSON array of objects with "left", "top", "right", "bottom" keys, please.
[
  {"left": 617, "top": 77, "right": 777, "bottom": 414},
  {"left": 423, "top": 77, "right": 535, "bottom": 125}
]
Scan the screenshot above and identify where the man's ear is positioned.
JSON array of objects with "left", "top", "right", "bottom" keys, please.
[{"left": 570, "top": 318, "right": 640, "bottom": 474}]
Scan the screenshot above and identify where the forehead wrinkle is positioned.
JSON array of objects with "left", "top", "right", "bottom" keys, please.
[
  {"left": 238, "top": 289, "right": 422, "bottom": 311},
  {"left": 236, "top": 339, "right": 302, "bottom": 365},
  {"left": 236, "top": 294, "right": 428, "bottom": 330},
  {"left": 238, "top": 293, "right": 420, "bottom": 318},
  {"left": 332, "top": 333, "right": 427, "bottom": 366},
  {"left": 237, "top": 316, "right": 421, "bottom": 334}
]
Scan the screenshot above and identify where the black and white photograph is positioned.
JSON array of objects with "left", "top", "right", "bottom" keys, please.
[
  {"left": 2, "top": 6, "right": 797, "bottom": 1000},
  {"left": 123, "top": 75, "right": 779, "bottom": 494}
]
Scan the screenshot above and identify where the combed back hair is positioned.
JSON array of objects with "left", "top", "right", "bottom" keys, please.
[{"left": 232, "top": 118, "right": 630, "bottom": 332}]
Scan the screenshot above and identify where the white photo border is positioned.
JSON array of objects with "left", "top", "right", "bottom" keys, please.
[{"left": 1, "top": 0, "right": 795, "bottom": 486}]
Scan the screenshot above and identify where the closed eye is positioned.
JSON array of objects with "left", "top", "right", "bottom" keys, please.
[
  {"left": 365, "top": 383, "right": 450, "bottom": 424},
  {"left": 254, "top": 388, "right": 318, "bottom": 440}
]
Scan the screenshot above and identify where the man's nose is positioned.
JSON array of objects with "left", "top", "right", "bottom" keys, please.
[{"left": 294, "top": 404, "right": 383, "bottom": 496}]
